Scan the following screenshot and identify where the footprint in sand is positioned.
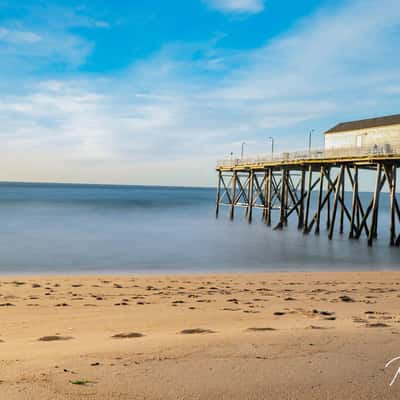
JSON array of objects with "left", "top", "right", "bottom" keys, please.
[
  {"left": 111, "top": 332, "right": 144, "bottom": 339},
  {"left": 172, "top": 300, "right": 185, "bottom": 305},
  {"left": 339, "top": 295, "right": 355, "bottom": 302},
  {"left": 352, "top": 316, "right": 367, "bottom": 323},
  {"left": 366, "top": 322, "right": 390, "bottom": 328},
  {"left": 180, "top": 328, "right": 215, "bottom": 334},
  {"left": 315, "top": 310, "right": 335, "bottom": 317},
  {"left": 12, "top": 281, "right": 26, "bottom": 286},
  {"left": 246, "top": 327, "right": 276, "bottom": 332},
  {"left": 38, "top": 335, "right": 74, "bottom": 342},
  {"left": 308, "top": 325, "right": 332, "bottom": 330}
]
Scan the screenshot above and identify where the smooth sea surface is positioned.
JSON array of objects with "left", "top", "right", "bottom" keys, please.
[{"left": 0, "top": 182, "right": 399, "bottom": 275}]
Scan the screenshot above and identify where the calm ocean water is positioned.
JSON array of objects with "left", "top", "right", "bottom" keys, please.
[{"left": 0, "top": 182, "right": 398, "bottom": 275}]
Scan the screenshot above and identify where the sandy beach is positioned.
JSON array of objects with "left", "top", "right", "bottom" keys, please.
[{"left": 1, "top": 271, "right": 400, "bottom": 399}]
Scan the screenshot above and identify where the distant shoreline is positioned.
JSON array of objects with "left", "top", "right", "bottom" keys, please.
[
  {"left": 1, "top": 267, "right": 400, "bottom": 278},
  {"left": 0, "top": 180, "right": 216, "bottom": 190}
]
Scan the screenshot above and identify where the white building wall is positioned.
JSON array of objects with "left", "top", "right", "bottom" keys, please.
[{"left": 324, "top": 124, "right": 400, "bottom": 150}]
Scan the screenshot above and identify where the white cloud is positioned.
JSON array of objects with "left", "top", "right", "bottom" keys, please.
[
  {"left": 0, "top": 4, "right": 112, "bottom": 72},
  {"left": 0, "top": 30, "right": 93, "bottom": 73},
  {"left": 0, "top": 27, "right": 42, "bottom": 43},
  {"left": 0, "top": 0, "right": 399, "bottom": 186},
  {"left": 94, "top": 20, "right": 110, "bottom": 29},
  {"left": 202, "top": 0, "right": 264, "bottom": 14}
]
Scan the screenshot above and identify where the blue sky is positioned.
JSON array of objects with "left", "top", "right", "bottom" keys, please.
[{"left": 0, "top": 0, "right": 399, "bottom": 186}]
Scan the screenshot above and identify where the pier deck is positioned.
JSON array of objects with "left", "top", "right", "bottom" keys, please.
[{"left": 215, "top": 146, "right": 400, "bottom": 247}]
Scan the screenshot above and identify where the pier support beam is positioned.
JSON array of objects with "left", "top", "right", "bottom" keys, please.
[
  {"left": 298, "top": 168, "right": 305, "bottom": 229},
  {"left": 266, "top": 168, "right": 272, "bottom": 226},
  {"left": 349, "top": 165, "right": 358, "bottom": 239},
  {"left": 277, "top": 169, "right": 286, "bottom": 229},
  {"left": 328, "top": 165, "right": 344, "bottom": 240},
  {"left": 247, "top": 171, "right": 254, "bottom": 223},
  {"left": 262, "top": 169, "right": 268, "bottom": 222},
  {"left": 303, "top": 166, "right": 313, "bottom": 234},
  {"left": 216, "top": 170, "right": 222, "bottom": 218},
  {"left": 378, "top": 162, "right": 399, "bottom": 245},
  {"left": 315, "top": 166, "right": 324, "bottom": 235},
  {"left": 326, "top": 168, "right": 331, "bottom": 231},
  {"left": 340, "top": 167, "right": 345, "bottom": 234},
  {"left": 229, "top": 171, "right": 237, "bottom": 220},
  {"left": 368, "top": 163, "right": 382, "bottom": 246},
  {"left": 216, "top": 159, "right": 399, "bottom": 247},
  {"left": 387, "top": 164, "right": 397, "bottom": 246}
]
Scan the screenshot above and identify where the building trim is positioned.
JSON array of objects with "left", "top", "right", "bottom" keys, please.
[{"left": 325, "top": 114, "right": 400, "bottom": 135}]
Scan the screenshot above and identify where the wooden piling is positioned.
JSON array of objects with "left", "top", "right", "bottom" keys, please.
[
  {"left": 390, "top": 164, "right": 397, "bottom": 246},
  {"left": 278, "top": 169, "right": 286, "bottom": 229},
  {"left": 216, "top": 170, "right": 222, "bottom": 218},
  {"left": 229, "top": 171, "right": 236, "bottom": 220},
  {"left": 247, "top": 171, "right": 254, "bottom": 223},
  {"left": 262, "top": 169, "right": 267, "bottom": 222},
  {"left": 284, "top": 170, "right": 289, "bottom": 226},
  {"left": 339, "top": 167, "right": 345, "bottom": 234},
  {"left": 326, "top": 168, "right": 331, "bottom": 231},
  {"left": 298, "top": 168, "right": 305, "bottom": 229},
  {"left": 315, "top": 166, "right": 324, "bottom": 235},
  {"left": 266, "top": 168, "right": 272, "bottom": 226},
  {"left": 328, "top": 165, "right": 344, "bottom": 240},
  {"left": 303, "top": 166, "right": 313, "bottom": 234},
  {"left": 349, "top": 165, "right": 358, "bottom": 239},
  {"left": 368, "top": 163, "right": 382, "bottom": 246}
]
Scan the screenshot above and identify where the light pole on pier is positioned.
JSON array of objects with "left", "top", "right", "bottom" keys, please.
[
  {"left": 308, "top": 129, "right": 315, "bottom": 153},
  {"left": 268, "top": 137, "right": 274, "bottom": 159}
]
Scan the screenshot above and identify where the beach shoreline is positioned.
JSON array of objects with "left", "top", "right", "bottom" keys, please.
[{"left": 1, "top": 270, "right": 400, "bottom": 399}]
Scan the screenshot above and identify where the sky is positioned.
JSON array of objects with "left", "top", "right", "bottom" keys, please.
[{"left": 0, "top": 0, "right": 399, "bottom": 186}]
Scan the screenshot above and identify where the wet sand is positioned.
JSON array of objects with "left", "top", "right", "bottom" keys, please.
[{"left": 1, "top": 271, "right": 400, "bottom": 399}]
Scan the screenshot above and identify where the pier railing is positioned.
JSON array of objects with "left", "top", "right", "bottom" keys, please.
[{"left": 217, "top": 142, "right": 400, "bottom": 168}]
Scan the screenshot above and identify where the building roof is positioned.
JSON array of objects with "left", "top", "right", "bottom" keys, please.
[{"left": 325, "top": 114, "right": 400, "bottom": 134}]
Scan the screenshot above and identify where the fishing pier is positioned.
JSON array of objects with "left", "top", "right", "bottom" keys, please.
[{"left": 215, "top": 114, "right": 400, "bottom": 247}]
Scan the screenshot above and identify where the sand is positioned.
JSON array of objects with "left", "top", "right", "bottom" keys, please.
[{"left": 1, "top": 271, "right": 400, "bottom": 399}]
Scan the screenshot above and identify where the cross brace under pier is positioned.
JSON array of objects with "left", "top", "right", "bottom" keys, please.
[{"left": 215, "top": 160, "right": 400, "bottom": 247}]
